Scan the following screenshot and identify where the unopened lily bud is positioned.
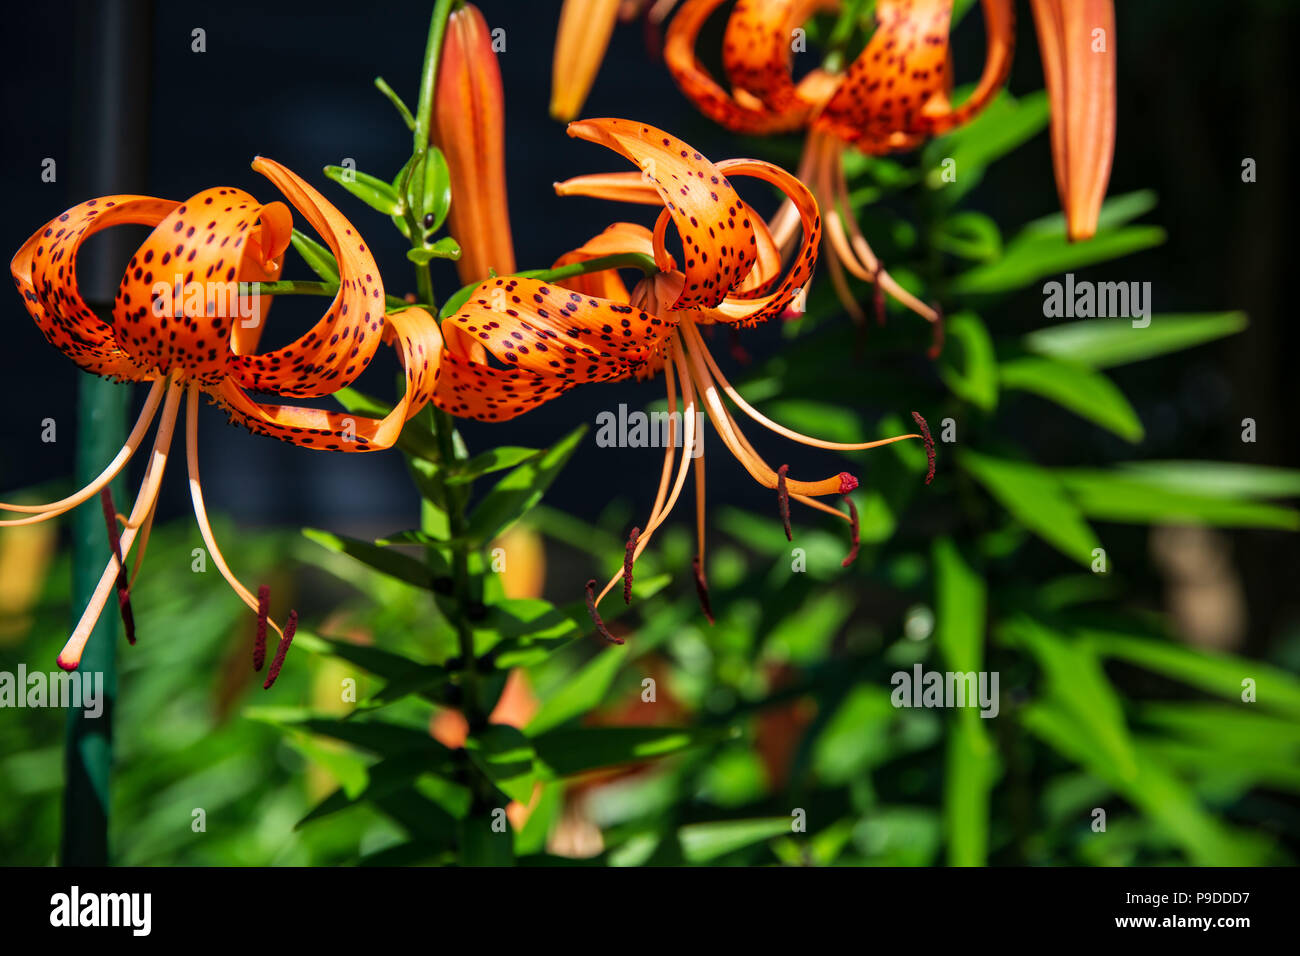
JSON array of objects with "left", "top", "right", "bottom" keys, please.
[{"left": 433, "top": 3, "right": 516, "bottom": 284}]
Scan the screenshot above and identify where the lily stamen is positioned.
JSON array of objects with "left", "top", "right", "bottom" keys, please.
[
  {"left": 185, "top": 386, "right": 284, "bottom": 641},
  {"left": 254, "top": 585, "right": 270, "bottom": 672},
  {"left": 585, "top": 580, "right": 624, "bottom": 644},
  {"left": 99, "top": 488, "right": 136, "bottom": 645},
  {"left": 777, "top": 464, "right": 792, "bottom": 541},
  {"left": 59, "top": 381, "right": 184, "bottom": 671},
  {"left": 623, "top": 526, "right": 641, "bottom": 604},
  {"left": 0, "top": 379, "right": 167, "bottom": 526},
  {"left": 262, "top": 610, "right": 299, "bottom": 690}
]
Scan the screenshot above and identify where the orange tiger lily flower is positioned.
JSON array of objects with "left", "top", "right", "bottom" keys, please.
[
  {"left": 4, "top": 158, "right": 443, "bottom": 676},
  {"left": 433, "top": 2, "right": 516, "bottom": 283},
  {"left": 1029, "top": 0, "right": 1116, "bottom": 241},
  {"left": 435, "top": 119, "right": 932, "bottom": 631},
  {"left": 665, "top": 0, "right": 1014, "bottom": 343}
]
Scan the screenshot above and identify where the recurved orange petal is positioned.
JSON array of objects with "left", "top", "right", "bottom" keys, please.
[
  {"left": 214, "top": 306, "right": 443, "bottom": 452},
  {"left": 722, "top": 0, "right": 835, "bottom": 114},
  {"left": 567, "top": 118, "right": 758, "bottom": 310},
  {"left": 442, "top": 274, "right": 671, "bottom": 383},
  {"left": 815, "top": 0, "right": 1014, "bottom": 151},
  {"left": 111, "top": 187, "right": 285, "bottom": 385},
  {"left": 702, "top": 157, "right": 820, "bottom": 326},
  {"left": 665, "top": 0, "right": 813, "bottom": 134},
  {"left": 223, "top": 156, "right": 386, "bottom": 398},
  {"left": 11, "top": 196, "right": 174, "bottom": 381}
]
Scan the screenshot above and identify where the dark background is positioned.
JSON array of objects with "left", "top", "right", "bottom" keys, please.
[{"left": 2, "top": 1, "right": 1297, "bottom": 642}]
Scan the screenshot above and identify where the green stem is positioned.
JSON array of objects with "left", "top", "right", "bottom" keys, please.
[
  {"left": 250, "top": 280, "right": 412, "bottom": 313},
  {"left": 431, "top": 407, "right": 480, "bottom": 725},
  {"left": 61, "top": 376, "right": 127, "bottom": 865}
]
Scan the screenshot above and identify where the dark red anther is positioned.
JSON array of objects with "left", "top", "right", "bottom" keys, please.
[
  {"left": 692, "top": 556, "right": 715, "bottom": 625},
  {"left": 98, "top": 487, "right": 135, "bottom": 645},
  {"left": 912, "top": 411, "right": 936, "bottom": 485},
  {"left": 841, "top": 496, "right": 861, "bottom": 568},
  {"left": 623, "top": 527, "right": 640, "bottom": 604},
  {"left": 262, "top": 610, "right": 299, "bottom": 690},
  {"left": 927, "top": 303, "right": 945, "bottom": 360},
  {"left": 776, "top": 464, "right": 792, "bottom": 541},
  {"left": 585, "top": 580, "right": 624, "bottom": 645},
  {"left": 253, "top": 584, "right": 270, "bottom": 671}
]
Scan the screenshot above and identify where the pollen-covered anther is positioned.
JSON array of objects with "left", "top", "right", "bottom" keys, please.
[
  {"left": 911, "top": 412, "right": 936, "bottom": 485},
  {"left": 623, "top": 526, "right": 641, "bottom": 604},
  {"left": 253, "top": 584, "right": 270, "bottom": 671},
  {"left": 262, "top": 609, "right": 299, "bottom": 690},
  {"left": 692, "top": 555, "right": 714, "bottom": 625},
  {"left": 777, "top": 464, "right": 792, "bottom": 541},
  {"left": 99, "top": 488, "right": 135, "bottom": 645},
  {"left": 585, "top": 579, "right": 625, "bottom": 645},
  {"left": 841, "top": 496, "right": 861, "bottom": 569}
]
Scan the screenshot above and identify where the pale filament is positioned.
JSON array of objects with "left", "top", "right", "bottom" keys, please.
[
  {"left": 595, "top": 338, "right": 699, "bottom": 607},
  {"left": 680, "top": 319, "right": 923, "bottom": 453},
  {"left": 1, "top": 378, "right": 167, "bottom": 524},
  {"left": 185, "top": 385, "right": 284, "bottom": 639},
  {"left": 59, "top": 380, "right": 184, "bottom": 670},
  {"left": 818, "top": 131, "right": 938, "bottom": 324}
]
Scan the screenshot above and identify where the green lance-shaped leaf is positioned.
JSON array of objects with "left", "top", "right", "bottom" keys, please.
[
  {"left": 467, "top": 424, "right": 587, "bottom": 546},
  {"left": 302, "top": 528, "right": 438, "bottom": 588},
  {"left": 998, "top": 356, "right": 1144, "bottom": 442},
  {"left": 959, "top": 450, "right": 1101, "bottom": 566},
  {"left": 938, "top": 311, "right": 998, "bottom": 411},
  {"left": 1053, "top": 469, "right": 1300, "bottom": 530},
  {"left": 678, "top": 818, "right": 795, "bottom": 864},
  {"left": 933, "top": 538, "right": 996, "bottom": 867},
  {"left": 934, "top": 211, "right": 1003, "bottom": 262},
  {"left": 447, "top": 446, "right": 543, "bottom": 485},
  {"left": 525, "top": 643, "right": 631, "bottom": 736},
  {"left": 323, "top": 164, "right": 404, "bottom": 217},
  {"left": 532, "top": 726, "right": 730, "bottom": 779},
  {"left": 951, "top": 225, "right": 1166, "bottom": 296},
  {"left": 465, "top": 725, "right": 537, "bottom": 805},
  {"left": 1023, "top": 311, "right": 1248, "bottom": 369},
  {"left": 1113, "top": 460, "right": 1300, "bottom": 500},
  {"left": 289, "top": 228, "right": 340, "bottom": 283}
]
